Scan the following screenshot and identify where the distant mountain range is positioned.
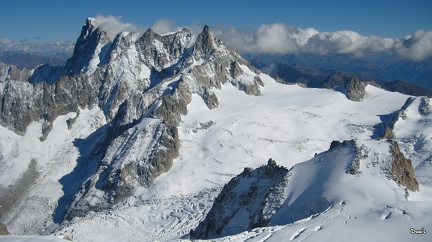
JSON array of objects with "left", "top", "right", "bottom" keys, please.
[
  {"left": 245, "top": 53, "right": 432, "bottom": 90},
  {"left": 249, "top": 60, "right": 432, "bottom": 97},
  {"left": 0, "top": 50, "right": 70, "bottom": 69}
]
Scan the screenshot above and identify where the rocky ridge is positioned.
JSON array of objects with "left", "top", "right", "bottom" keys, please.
[
  {"left": 0, "top": 18, "right": 263, "bottom": 223},
  {"left": 192, "top": 139, "right": 419, "bottom": 239},
  {"left": 191, "top": 158, "right": 290, "bottom": 239}
]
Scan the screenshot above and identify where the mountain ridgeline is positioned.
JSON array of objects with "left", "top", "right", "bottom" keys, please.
[
  {"left": 252, "top": 61, "right": 432, "bottom": 97},
  {"left": 0, "top": 18, "right": 263, "bottom": 222}
]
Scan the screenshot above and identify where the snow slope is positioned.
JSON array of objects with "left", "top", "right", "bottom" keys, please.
[
  {"left": 143, "top": 74, "right": 410, "bottom": 198},
  {"left": 0, "top": 235, "right": 65, "bottom": 242},
  {"left": 190, "top": 139, "right": 432, "bottom": 242},
  {"left": 392, "top": 97, "right": 432, "bottom": 185},
  {"left": 46, "top": 75, "right": 432, "bottom": 241},
  {"left": 0, "top": 107, "right": 106, "bottom": 235}
]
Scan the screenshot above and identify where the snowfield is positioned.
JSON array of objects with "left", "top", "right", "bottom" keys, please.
[{"left": 0, "top": 73, "right": 426, "bottom": 241}]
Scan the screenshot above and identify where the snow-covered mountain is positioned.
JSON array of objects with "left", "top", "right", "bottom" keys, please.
[
  {"left": 191, "top": 140, "right": 429, "bottom": 241},
  {"left": 0, "top": 17, "right": 431, "bottom": 242}
]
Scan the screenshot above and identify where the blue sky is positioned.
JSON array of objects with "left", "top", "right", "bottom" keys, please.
[
  {"left": 1, "top": 0, "right": 431, "bottom": 42},
  {"left": 0, "top": 0, "right": 431, "bottom": 61}
]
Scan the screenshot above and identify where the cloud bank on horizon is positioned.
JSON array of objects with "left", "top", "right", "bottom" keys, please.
[
  {"left": 213, "top": 23, "right": 432, "bottom": 61},
  {"left": 0, "top": 38, "right": 74, "bottom": 55},
  {"left": 2, "top": 15, "right": 431, "bottom": 62}
]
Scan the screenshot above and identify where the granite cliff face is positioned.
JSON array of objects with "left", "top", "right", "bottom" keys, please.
[
  {"left": 191, "top": 159, "right": 290, "bottom": 239},
  {"left": 0, "top": 18, "right": 263, "bottom": 223}
]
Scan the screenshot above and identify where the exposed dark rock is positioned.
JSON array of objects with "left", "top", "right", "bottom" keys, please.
[
  {"left": 329, "top": 140, "right": 342, "bottom": 150},
  {"left": 242, "top": 77, "right": 262, "bottom": 96},
  {"left": 201, "top": 88, "right": 219, "bottom": 109},
  {"left": 267, "top": 158, "right": 277, "bottom": 166},
  {"left": 135, "top": 28, "right": 192, "bottom": 70},
  {"left": 200, "top": 120, "right": 215, "bottom": 130},
  {"left": 0, "top": 159, "right": 39, "bottom": 221},
  {"left": 191, "top": 159, "right": 289, "bottom": 239},
  {"left": 380, "top": 97, "right": 415, "bottom": 140},
  {"left": 329, "top": 140, "right": 353, "bottom": 150},
  {"left": 383, "top": 126, "right": 393, "bottom": 140},
  {"left": 341, "top": 138, "right": 419, "bottom": 192},
  {"left": 419, "top": 97, "right": 430, "bottom": 115},
  {"left": 230, "top": 61, "right": 244, "bottom": 79},
  {"left": 389, "top": 141, "right": 419, "bottom": 192},
  {"left": 344, "top": 76, "right": 367, "bottom": 101},
  {"left": 0, "top": 222, "right": 9, "bottom": 235},
  {"left": 193, "top": 25, "right": 214, "bottom": 58},
  {"left": 66, "top": 110, "right": 80, "bottom": 130},
  {"left": 347, "top": 143, "right": 368, "bottom": 175},
  {"left": 65, "top": 18, "right": 111, "bottom": 75},
  {"left": 241, "top": 167, "right": 253, "bottom": 176}
]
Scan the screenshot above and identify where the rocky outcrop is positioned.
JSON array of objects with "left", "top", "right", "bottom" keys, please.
[
  {"left": 344, "top": 76, "right": 367, "bottom": 101},
  {"left": 341, "top": 138, "right": 419, "bottom": 192},
  {"left": 192, "top": 139, "right": 421, "bottom": 239},
  {"left": 389, "top": 141, "right": 419, "bottom": 192},
  {"left": 0, "top": 222, "right": 9, "bottom": 235},
  {"left": 135, "top": 28, "right": 193, "bottom": 71},
  {"left": 64, "top": 18, "right": 112, "bottom": 75},
  {"left": 186, "top": 27, "right": 263, "bottom": 100},
  {"left": 379, "top": 97, "right": 415, "bottom": 140},
  {"left": 0, "top": 159, "right": 39, "bottom": 221},
  {"left": 191, "top": 159, "right": 289, "bottom": 239},
  {"left": 193, "top": 25, "right": 214, "bottom": 58},
  {"left": 0, "top": 62, "right": 32, "bottom": 82}
]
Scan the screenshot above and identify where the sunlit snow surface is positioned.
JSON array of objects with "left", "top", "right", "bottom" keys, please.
[
  {"left": 0, "top": 235, "right": 65, "bottom": 242},
  {"left": 392, "top": 97, "right": 432, "bottom": 186},
  {"left": 1, "top": 74, "right": 432, "bottom": 241},
  {"left": 145, "top": 74, "right": 408, "bottom": 197}
]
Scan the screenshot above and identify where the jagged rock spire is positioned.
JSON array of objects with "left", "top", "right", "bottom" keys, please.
[
  {"left": 344, "top": 76, "right": 367, "bottom": 101},
  {"left": 140, "top": 28, "right": 157, "bottom": 45},
  {"left": 65, "top": 18, "right": 112, "bottom": 75},
  {"left": 194, "top": 25, "right": 214, "bottom": 57}
]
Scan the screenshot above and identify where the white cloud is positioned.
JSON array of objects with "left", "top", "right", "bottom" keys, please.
[
  {"left": 94, "top": 14, "right": 143, "bottom": 40},
  {"left": 0, "top": 39, "right": 73, "bottom": 55},
  {"left": 254, "top": 23, "right": 300, "bottom": 54},
  {"left": 151, "top": 19, "right": 175, "bottom": 34},
  {"left": 396, "top": 30, "right": 432, "bottom": 61},
  {"left": 0, "top": 38, "right": 13, "bottom": 45},
  {"left": 212, "top": 23, "right": 432, "bottom": 61}
]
